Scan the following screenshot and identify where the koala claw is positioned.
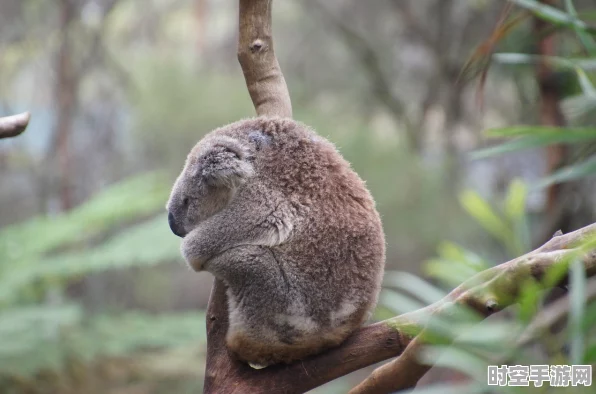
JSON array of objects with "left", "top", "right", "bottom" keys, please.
[{"left": 248, "top": 362, "right": 268, "bottom": 370}]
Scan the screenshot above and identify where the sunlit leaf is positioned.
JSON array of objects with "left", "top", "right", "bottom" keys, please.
[
  {"left": 379, "top": 289, "right": 424, "bottom": 315},
  {"left": 383, "top": 271, "right": 446, "bottom": 304},
  {"left": 418, "top": 346, "right": 488, "bottom": 380},
  {"left": 493, "top": 53, "right": 596, "bottom": 70},
  {"left": 459, "top": 190, "right": 509, "bottom": 244},
  {"left": 504, "top": 180, "right": 526, "bottom": 221}
]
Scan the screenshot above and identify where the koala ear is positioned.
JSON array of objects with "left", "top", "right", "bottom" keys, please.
[{"left": 196, "top": 139, "right": 254, "bottom": 188}]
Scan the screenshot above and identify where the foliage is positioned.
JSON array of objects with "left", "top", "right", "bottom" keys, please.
[
  {"left": 381, "top": 178, "right": 596, "bottom": 393},
  {"left": 0, "top": 172, "right": 207, "bottom": 389},
  {"left": 378, "top": 2, "right": 596, "bottom": 391}
]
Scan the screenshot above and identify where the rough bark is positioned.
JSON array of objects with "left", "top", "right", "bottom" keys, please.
[
  {"left": 52, "top": 0, "right": 78, "bottom": 211},
  {"left": 237, "top": 0, "right": 292, "bottom": 118},
  {"left": 534, "top": 0, "right": 570, "bottom": 239},
  {"left": 0, "top": 112, "right": 30, "bottom": 139}
]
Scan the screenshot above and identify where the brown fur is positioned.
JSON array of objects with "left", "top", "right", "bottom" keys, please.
[{"left": 167, "top": 117, "right": 385, "bottom": 367}]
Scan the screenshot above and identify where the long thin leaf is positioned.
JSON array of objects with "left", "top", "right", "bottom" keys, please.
[
  {"left": 493, "top": 53, "right": 596, "bottom": 71},
  {"left": 383, "top": 271, "right": 446, "bottom": 304},
  {"left": 564, "top": 0, "right": 596, "bottom": 55},
  {"left": 485, "top": 126, "right": 596, "bottom": 138},
  {"left": 534, "top": 155, "right": 596, "bottom": 188},
  {"left": 510, "top": 0, "right": 596, "bottom": 34},
  {"left": 473, "top": 129, "right": 596, "bottom": 159}
]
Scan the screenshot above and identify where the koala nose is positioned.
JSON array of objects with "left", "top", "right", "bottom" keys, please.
[{"left": 168, "top": 211, "right": 186, "bottom": 238}]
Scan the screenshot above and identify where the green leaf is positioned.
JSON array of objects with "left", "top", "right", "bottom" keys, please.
[
  {"left": 379, "top": 289, "right": 424, "bottom": 314},
  {"left": 383, "top": 271, "right": 446, "bottom": 304},
  {"left": 534, "top": 156, "right": 596, "bottom": 188},
  {"left": 504, "top": 179, "right": 530, "bottom": 253},
  {"left": 424, "top": 243, "right": 490, "bottom": 288},
  {"left": 575, "top": 67, "right": 596, "bottom": 97},
  {"left": 584, "top": 343, "right": 596, "bottom": 363},
  {"left": 0, "top": 171, "right": 171, "bottom": 267},
  {"left": 459, "top": 190, "right": 509, "bottom": 245},
  {"left": 493, "top": 53, "right": 596, "bottom": 70},
  {"left": 473, "top": 128, "right": 596, "bottom": 159},
  {"left": 0, "top": 309, "right": 206, "bottom": 376},
  {"left": 418, "top": 346, "right": 488, "bottom": 380},
  {"left": 0, "top": 215, "right": 181, "bottom": 303},
  {"left": 562, "top": 94, "right": 596, "bottom": 120},
  {"left": 455, "top": 321, "right": 520, "bottom": 349},
  {"left": 504, "top": 179, "right": 526, "bottom": 222},
  {"left": 484, "top": 126, "right": 596, "bottom": 138},
  {"left": 564, "top": 0, "right": 596, "bottom": 56},
  {"left": 510, "top": 0, "right": 596, "bottom": 34},
  {"left": 517, "top": 278, "right": 543, "bottom": 323}
]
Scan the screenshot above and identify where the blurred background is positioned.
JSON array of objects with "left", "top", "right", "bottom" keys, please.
[{"left": 1, "top": 0, "right": 595, "bottom": 393}]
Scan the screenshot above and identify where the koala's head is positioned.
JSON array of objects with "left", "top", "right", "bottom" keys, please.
[{"left": 166, "top": 135, "right": 255, "bottom": 238}]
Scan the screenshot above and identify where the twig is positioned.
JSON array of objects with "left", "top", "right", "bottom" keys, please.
[{"left": 0, "top": 112, "right": 31, "bottom": 139}]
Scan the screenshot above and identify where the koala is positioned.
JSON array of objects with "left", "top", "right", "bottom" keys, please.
[{"left": 167, "top": 117, "right": 385, "bottom": 367}]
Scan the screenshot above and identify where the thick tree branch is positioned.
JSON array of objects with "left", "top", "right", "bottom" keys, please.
[
  {"left": 237, "top": 0, "right": 292, "bottom": 117},
  {"left": 0, "top": 112, "right": 31, "bottom": 139}
]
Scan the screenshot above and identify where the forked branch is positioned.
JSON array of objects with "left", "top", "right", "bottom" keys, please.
[{"left": 0, "top": 112, "right": 31, "bottom": 139}]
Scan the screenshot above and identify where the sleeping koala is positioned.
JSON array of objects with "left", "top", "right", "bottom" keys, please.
[{"left": 167, "top": 117, "right": 385, "bottom": 367}]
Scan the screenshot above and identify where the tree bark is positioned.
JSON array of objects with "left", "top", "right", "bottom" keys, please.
[
  {"left": 52, "top": 0, "right": 78, "bottom": 212},
  {"left": 237, "top": 0, "right": 292, "bottom": 118}
]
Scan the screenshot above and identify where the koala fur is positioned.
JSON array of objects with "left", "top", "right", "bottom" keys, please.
[{"left": 167, "top": 117, "right": 385, "bottom": 367}]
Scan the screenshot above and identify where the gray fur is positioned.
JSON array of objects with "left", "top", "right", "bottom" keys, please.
[{"left": 167, "top": 117, "right": 386, "bottom": 366}]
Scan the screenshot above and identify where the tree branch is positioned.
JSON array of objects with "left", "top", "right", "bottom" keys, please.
[
  {"left": 0, "top": 112, "right": 31, "bottom": 139},
  {"left": 349, "top": 225, "right": 596, "bottom": 394},
  {"left": 237, "top": 0, "right": 292, "bottom": 117}
]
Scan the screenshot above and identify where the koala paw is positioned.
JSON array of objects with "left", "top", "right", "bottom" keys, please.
[{"left": 181, "top": 236, "right": 210, "bottom": 271}]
